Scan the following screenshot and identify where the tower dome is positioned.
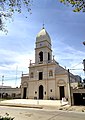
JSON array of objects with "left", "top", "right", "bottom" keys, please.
[
  {"left": 35, "top": 27, "right": 52, "bottom": 64},
  {"left": 36, "top": 27, "right": 51, "bottom": 43}
]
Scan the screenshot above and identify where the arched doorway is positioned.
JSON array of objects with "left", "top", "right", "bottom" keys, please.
[
  {"left": 57, "top": 80, "right": 66, "bottom": 100},
  {"left": 59, "top": 86, "right": 65, "bottom": 100},
  {"left": 22, "top": 82, "right": 28, "bottom": 99},
  {"left": 39, "top": 85, "right": 43, "bottom": 99},
  {"left": 23, "top": 87, "right": 27, "bottom": 99}
]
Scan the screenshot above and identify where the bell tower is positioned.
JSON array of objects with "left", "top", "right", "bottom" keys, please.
[{"left": 35, "top": 27, "right": 52, "bottom": 64}]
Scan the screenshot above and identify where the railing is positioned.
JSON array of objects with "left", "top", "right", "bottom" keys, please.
[
  {"left": 29, "top": 59, "right": 58, "bottom": 67},
  {"left": 22, "top": 73, "right": 29, "bottom": 77}
]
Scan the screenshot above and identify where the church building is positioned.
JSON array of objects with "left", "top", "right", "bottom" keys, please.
[{"left": 21, "top": 27, "right": 77, "bottom": 101}]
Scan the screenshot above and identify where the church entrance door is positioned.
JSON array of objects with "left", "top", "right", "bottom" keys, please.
[
  {"left": 39, "top": 85, "right": 43, "bottom": 99},
  {"left": 23, "top": 87, "right": 27, "bottom": 99},
  {"left": 59, "top": 86, "right": 65, "bottom": 100}
]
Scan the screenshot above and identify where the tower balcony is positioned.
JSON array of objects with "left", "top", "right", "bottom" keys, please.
[
  {"left": 21, "top": 73, "right": 29, "bottom": 77},
  {"left": 29, "top": 59, "right": 58, "bottom": 67}
]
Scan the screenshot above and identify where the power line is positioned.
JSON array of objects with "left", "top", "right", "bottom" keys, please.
[
  {"left": 71, "top": 61, "right": 82, "bottom": 69},
  {"left": 70, "top": 68, "right": 83, "bottom": 70},
  {"left": 0, "top": 77, "right": 21, "bottom": 81}
]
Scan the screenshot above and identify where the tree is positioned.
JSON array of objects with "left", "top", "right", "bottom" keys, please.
[
  {"left": 0, "top": 0, "right": 32, "bottom": 33},
  {"left": 60, "top": 0, "right": 85, "bottom": 12},
  {"left": 0, "top": 0, "right": 85, "bottom": 33}
]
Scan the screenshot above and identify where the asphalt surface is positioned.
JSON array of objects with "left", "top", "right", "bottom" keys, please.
[{"left": 0, "top": 106, "right": 85, "bottom": 120}]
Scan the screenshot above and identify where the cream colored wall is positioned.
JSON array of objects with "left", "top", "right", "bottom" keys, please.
[
  {"left": 21, "top": 67, "right": 72, "bottom": 101},
  {"left": 27, "top": 75, "right": 69, "bottom": 100},
  {"left": 28, "top": 80, "right": 46, "bottom": 99},
  {"left": 28, "top": 82, "right": 34, "bottom": 99},
  {"left": 28, "top": 63, "right": 57, "bottom": 99},
  {"left": 21, "top": 65, "right": 71, "bottom": 100},
  {"left": 47, "top": 80, "right": 56, "bottom": 99},
  {"left": 29, "top": 64, "right": 55, "bottom": 81},
  {"left": 35, "top": 41, "right": 52, "bottom": 64}
]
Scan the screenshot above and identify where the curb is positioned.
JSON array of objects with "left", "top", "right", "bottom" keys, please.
[{"left": 0, "top": 103, "right": 43, "bottom": 109}]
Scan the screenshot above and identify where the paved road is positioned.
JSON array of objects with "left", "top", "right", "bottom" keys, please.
[{"left": 0, "top": 106, "right": 85, "bottom": 120}]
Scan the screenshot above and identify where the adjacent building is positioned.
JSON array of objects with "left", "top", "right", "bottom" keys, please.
[{"left": 0, "top": 86, "right": 21, "bottom": 99}]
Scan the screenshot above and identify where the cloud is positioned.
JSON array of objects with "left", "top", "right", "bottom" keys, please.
[
  {"left": 0, "top": 48, "right": 35, "bottom": 87},
  {"left": 53, "top": 40, "right": 85, "bottom": 78},
  {"left": 0, "top": 0, "right": 85, "bottom": 87},
  {"left": 0, "top": 16, "right": 36, "bottom": 87}
]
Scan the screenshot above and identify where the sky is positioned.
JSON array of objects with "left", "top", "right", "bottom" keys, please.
[{"left": 0, "top": 0, "right": 85, "bottom": 87}]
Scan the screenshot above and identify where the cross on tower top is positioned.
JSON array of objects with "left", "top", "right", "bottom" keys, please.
[{"left": 42, "top": 23, "right": 45, "bottom": 29}]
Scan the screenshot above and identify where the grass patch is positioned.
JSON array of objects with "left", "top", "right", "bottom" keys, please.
[{"left": 0, "top": 99, "right": 12, "bottom": 101}]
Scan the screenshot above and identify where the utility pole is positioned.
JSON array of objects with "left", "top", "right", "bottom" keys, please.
[
  {"left": 83, "top": 59, "right": 85, "bottom": 72},
  {"left": 68, "top": 69, "right": 72, "bottom": 106},
  {"left": 15, "top": 66, "right": 18, "bottom": 87},
  {"left": 1, "top": 75, "right": 4, "bottom": 99}
]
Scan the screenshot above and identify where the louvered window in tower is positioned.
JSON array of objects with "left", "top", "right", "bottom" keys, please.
[{"left": 39, "top": 51, "right": 43, "bottom": 62}]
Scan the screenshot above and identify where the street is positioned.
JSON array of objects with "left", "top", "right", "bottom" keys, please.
[{"left": 0, "top": 106, "right": 85, "bottom": 120}]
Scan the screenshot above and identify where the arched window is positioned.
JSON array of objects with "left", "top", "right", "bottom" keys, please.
[
  {"left": 30, "top": 72, "right": 34, "bottom": 78},
  {"left": 49, "top": 70, "right": 53, "bottom": 77},
  {"left": 39, "top": 51, "right": 43, "bottom": 62}
]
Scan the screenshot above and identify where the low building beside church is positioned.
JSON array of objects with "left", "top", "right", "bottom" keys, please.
[
  {"left": 21, "top": 27, "right": 79, "bottom": 102},
  {"left": 0, "top": 86, "right": 21, "bottom": 99}
]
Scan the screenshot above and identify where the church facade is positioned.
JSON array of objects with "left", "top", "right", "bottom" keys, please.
[{"left": 21, "top": 27, "right": 77, "bottom": 101}]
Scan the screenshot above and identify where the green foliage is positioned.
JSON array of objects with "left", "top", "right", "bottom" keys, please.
[
  {"left": 59, "top": 0, "right": 85, "bottom": 12},
  {"left": 0, "top": 117, "right": 14, "bottom": 120},
  {"left": 0, "top": 113, "right": 14, "bottom": 120},
  {"left": 0, "top": 0, "right": 32, "bottom": 33},
  {"left": 0, "top": 0, "right": 85, "bottom": 33},
  {"left": 0, "top": 0, "right": 31, "bottom": 14}
]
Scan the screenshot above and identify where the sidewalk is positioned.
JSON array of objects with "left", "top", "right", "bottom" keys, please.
[
  {"left": 1, "top": 99, "right": 85, "bottom": 112},
  {"left": 0, "top": 99, "right": 68, "bottom": 109}
]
